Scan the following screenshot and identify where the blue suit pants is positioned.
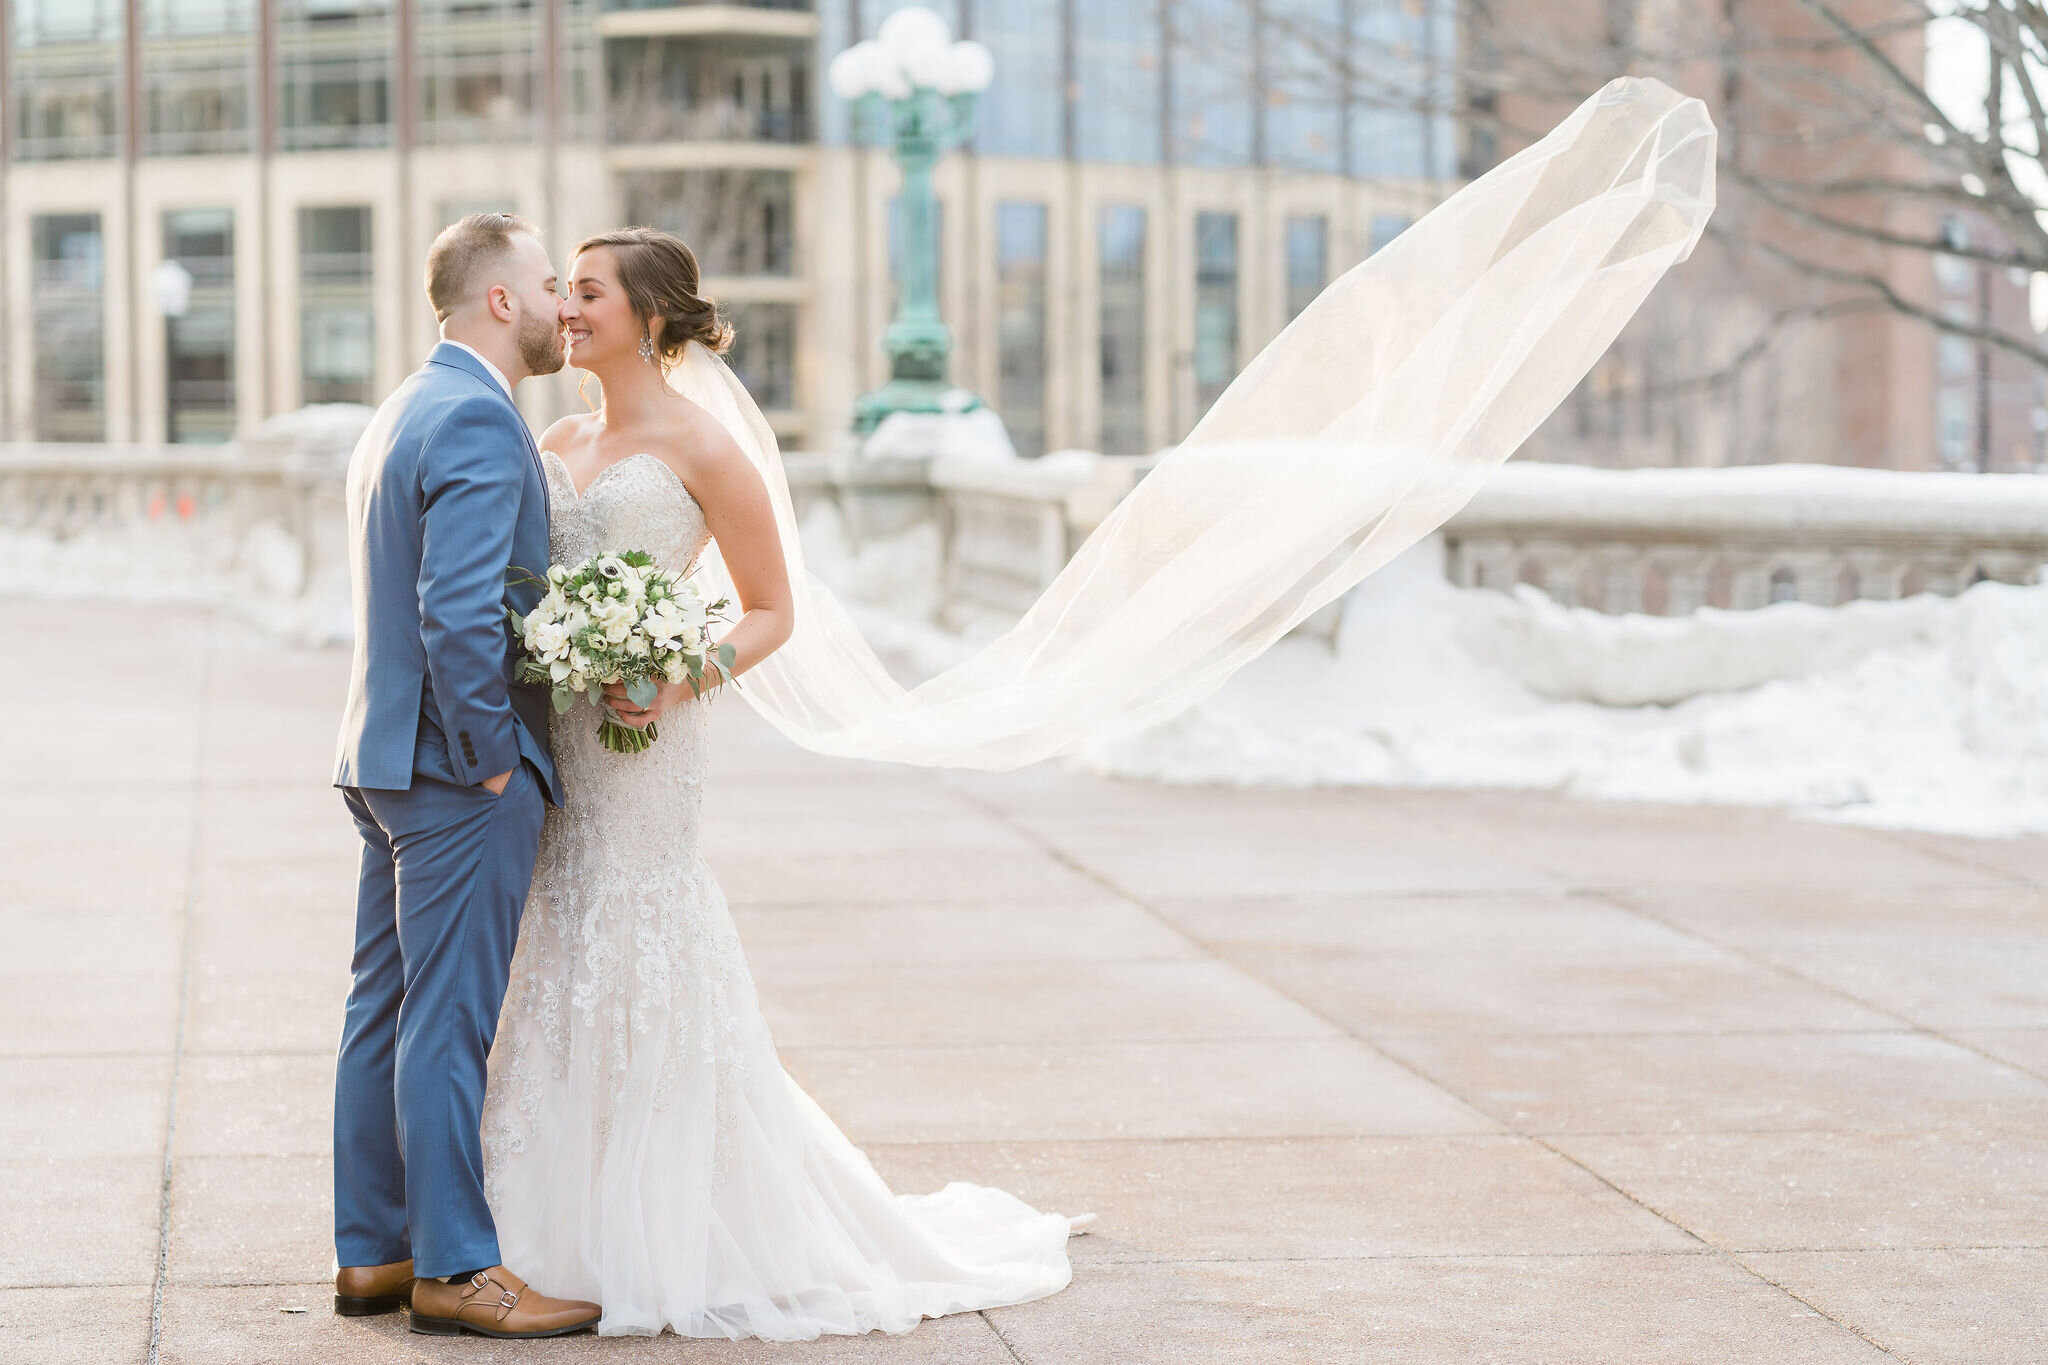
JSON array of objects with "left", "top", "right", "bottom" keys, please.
[{"left": 333, "top": 760, "right": 544, "bottom": 1278}]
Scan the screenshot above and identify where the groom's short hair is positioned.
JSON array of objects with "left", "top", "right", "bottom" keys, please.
[{"left": 425, "top": 212, "right": 541, "bottom": 323}]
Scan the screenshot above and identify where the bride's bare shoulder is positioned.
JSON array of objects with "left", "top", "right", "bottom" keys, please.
[
  {"left": 538, "top": 410, "right": 599, "bottom": 456},
  {"left": 645, "top": 394, "right": 749, "bottom": 486}
]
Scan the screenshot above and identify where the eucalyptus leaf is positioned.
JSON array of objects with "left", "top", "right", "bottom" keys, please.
[
  {"left": 626, "top": 677, "right": 657, "bottom": 708},
  {"left": 552, "top": 687, "right": 575, "bottom": 714}
]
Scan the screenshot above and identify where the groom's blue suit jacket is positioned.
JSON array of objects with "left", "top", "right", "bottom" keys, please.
[{"left": 332, "top": 343, "right": 563, "bottom": 805}]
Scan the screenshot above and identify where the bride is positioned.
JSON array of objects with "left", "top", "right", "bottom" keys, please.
[
  {"left": 479, "top": 77, "right": 1715, "bottom": 1341},
  {"left": 479, "top": 228, "right": 1084, "bottom": 1339}
]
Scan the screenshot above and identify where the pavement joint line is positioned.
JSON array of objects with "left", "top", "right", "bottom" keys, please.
[
  {"left": 976, "top": 1308, "right": 1031, "bottom": 1364},
  {"left": 1594, "top": 887, "right": 2048, "bottom": 1091},
  {"left": 1078, "top": 1250, "right": 1729, "bottom": 1266},
  {"left": 945, "top": 783, "right": 1915, "bottom": 1363},
  {"left": 146, "top": 608, "right": 216, "bottom": 1365},
  {"left": 1874, "top": 825, "right": 2043, "bottom": 889},
  {"left": 1071, "top": 1243, "right": 2048, "bottom": 1264},
  {"left": 777, "top": 1033, "right": 1352, "bottom": 1050}
]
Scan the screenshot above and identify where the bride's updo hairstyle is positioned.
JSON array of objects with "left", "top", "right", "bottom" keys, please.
[{"left": 574, "top": 226, "right": 734, "bottom": 362}]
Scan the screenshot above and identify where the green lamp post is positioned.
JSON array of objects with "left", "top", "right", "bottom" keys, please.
[{"left": 829, "top": 8, "right": 995, "bottom": 434}]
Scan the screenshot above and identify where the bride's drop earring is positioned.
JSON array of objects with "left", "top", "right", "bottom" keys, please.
[{"left": 639, "top": 334, "right": 655, "bottom": 364}]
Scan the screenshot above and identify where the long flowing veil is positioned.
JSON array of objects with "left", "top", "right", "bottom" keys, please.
[{"left": 668, "top": 76, "right": 1716, "bottom": 770}]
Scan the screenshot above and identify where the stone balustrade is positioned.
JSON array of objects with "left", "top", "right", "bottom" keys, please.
[
  {"left": 1444, "top": 462, "right": 2048, "bottom": 615},
  {"left": 8, "top": 440, "right": 2047, "bottom": 631},
  {"left": 0, "top": 442, "right": 348, "bottom": 600},
  {"left": 782, "top": 450, "right": 1150, "bottom": 627}
]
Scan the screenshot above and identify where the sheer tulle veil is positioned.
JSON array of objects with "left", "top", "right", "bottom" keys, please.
[{"left": 667, "top": 76, "right": 1716, "bottom": 770}]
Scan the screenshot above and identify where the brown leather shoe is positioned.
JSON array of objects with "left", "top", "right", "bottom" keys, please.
[
  {"left": 333, "top": 1258, "right": 415, "bottom": 1316},
  {"left": 409, "top": 1266, "right": 600, "bottom": 1339}
]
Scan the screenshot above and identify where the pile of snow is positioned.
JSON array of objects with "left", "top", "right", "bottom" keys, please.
[
  {"left": 1074, "top": 539, "right": 2048, "bottom": 837},
  {"left": 860, "top": 404, "right": 1016, "bottom": 461},
  {"left": 0, "top": 518, "right": 351, "bottom": 645},
  {"left": 1464, "top": 459, "right": 2048, "bottom": 539},
  {"left": 246, "top": 403, "right": 376, "bottom": 465},
  {"left": 796, "top": 500, "right": 982, "bottom": 678}
]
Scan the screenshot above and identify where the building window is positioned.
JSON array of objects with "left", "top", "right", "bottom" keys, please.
[
  {"left": 1265, "top": 0, "right": 1344, "bottom": 172},
  {"left": 419, "top": 0, "right": 539, "bottom": 145},
  {"left": 1098, "top": 204, "right": 1148, "bottom": 454},
  {"left": 143, "top": 0, "right": 256, "bottom": 155},
  {"left": 1350, "top": 0, "right": 1454, "bottom": 179},
  {"left": 299, "top": 206, "right": 376, "bottom": 405},
  {"left": 1937, "top": 333, "right": 1975, "bottom": 379},
  {"left": 1370, "top": 213, "right": 1411, "bottom": 254},
  {"left": 163, "top": 208, "right": 237, "bottom": 443},
  {"left": 995, "top": 201, "right": 1049, "bottom": 457},
  {"left": 976, "top": 0, "right": 1062, "bottom": 158},
  {"left": 1937, "top": 389, "right": 1974, "bottom": 467},
  {"left": 1076, "top": 5, "right": 1161, "bottom": 165},
  {"left": 1193, "top": 211, "right": 1238, "bottom": 419},
  {"left": 606, "top": 35, "right": 809, "bottom": 144},
  {"left": 32, "top": 214, "right": 107, "bottom": 440},
  {"left": 436, "top": 199, "right": 518, "bottom": 234},
  {"left": 1285, "top": 214, "right": 1327, "bottom": 320},
  {"left": 619, "top": 170, "right": 794, "bottom": 276},
  {"left": 11, "top": 1, "right": 123, "bottom": 161},
  {"left": 1170, "top": 0, "right": 1253, "bottom": 167},
  {"left": 277, "top": 0, "right": 392, "bottom": 151},
  {"left": 724, "top": 302, "right": 796, "bottom": 413}
]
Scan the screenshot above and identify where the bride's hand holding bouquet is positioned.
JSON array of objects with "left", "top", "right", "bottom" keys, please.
[{"left": 510, "top": 550, "right": 735, "bottom": 754}]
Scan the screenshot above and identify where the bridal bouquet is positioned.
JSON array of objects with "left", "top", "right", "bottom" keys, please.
[{"left": 509, "top": 551, "right": 734, "bottom": 755}]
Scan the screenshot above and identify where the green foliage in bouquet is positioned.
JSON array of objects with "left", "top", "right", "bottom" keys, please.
[{"left": 508, "top": 550, "right": 736, "bottom": 755}]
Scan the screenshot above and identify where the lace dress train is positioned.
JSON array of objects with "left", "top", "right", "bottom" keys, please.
[{"left": 479, "top": 453, "right": 1075, "bottom": 1339}]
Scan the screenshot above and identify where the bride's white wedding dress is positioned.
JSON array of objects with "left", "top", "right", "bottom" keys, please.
[{"left": 479, "top": 451, "right": 1077, "bottom": 1340}]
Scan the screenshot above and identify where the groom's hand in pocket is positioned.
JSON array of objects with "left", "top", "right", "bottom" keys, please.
[{"left": 481, "top": 767, "right": 515, "bottom": 795}]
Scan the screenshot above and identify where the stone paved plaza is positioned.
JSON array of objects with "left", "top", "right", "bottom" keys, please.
[{"left": 4, "top": 600, "right": 2047, "bottom": 1364}]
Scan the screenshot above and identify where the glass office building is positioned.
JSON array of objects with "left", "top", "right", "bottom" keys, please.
[{"left": 1, "top": 0, "right": 1456, "bottom": 449}]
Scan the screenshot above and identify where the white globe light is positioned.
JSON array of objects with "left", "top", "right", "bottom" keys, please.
[
  {"left": 900, "top": 41, "right": 954, "bottom": 90},
  {"left": 828, "top": 42, "right": 880, "bottom": 100},
  {"left": 878, "top": 7, "right": 952, "bottom": 67},
  {"left": 152, "top": 259, "right": 193, "bottom": 319},
  {"left": 934, "top": 40, "right": 994, "bottom": 96},
  {"left": 870, "top": 48, "right": 912, "bottom": 101}
]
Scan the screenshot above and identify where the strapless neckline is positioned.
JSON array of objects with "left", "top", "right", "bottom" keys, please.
[{"left": 539, "top": 449, "right": 694, "bottom": 506}]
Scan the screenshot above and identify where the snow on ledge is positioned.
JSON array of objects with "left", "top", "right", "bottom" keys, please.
[{"left": 1457, "top": 461, "right": 2048, "bottom": 540}]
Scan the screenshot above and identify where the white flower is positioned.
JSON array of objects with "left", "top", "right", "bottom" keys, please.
[
  {"left": 528, "top": 620, "right": 571, "bottom": 660},
  {"left": 642, "top": 598, "right": 688, "bottom": 650},
  {"left": 593, "top": 600, "right": 636, "bottom": 644},
  {"left": 677, "top": 594, "right": 706, "bottom": 630},
  {"left": 547, "top": 565, "right": 568, "bottom": 585}
]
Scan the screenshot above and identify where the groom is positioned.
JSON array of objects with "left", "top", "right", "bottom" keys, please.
[{"left": 329, "top": 213, "right": 598, "bottom": 1338}]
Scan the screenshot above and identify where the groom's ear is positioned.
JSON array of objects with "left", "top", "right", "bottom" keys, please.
[{"left": 485, "top": 282, "right": 517, "bottom": 324}]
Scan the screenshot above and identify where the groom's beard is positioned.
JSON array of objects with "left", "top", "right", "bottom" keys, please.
[{"left": 518, "top": 308, "right": 567, "bottom": 377}]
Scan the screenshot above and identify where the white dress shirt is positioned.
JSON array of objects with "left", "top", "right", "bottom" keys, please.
[{"left": 439, "top": 339, "right": 515, "bottom": 401}]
